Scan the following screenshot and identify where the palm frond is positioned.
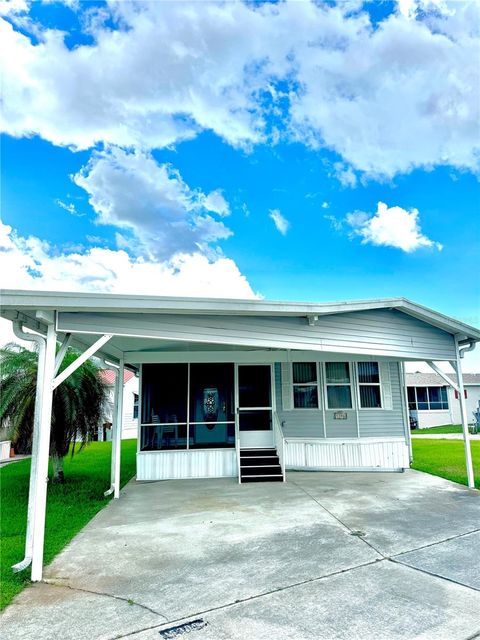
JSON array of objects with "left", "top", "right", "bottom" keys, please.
[{"left": 0, "top": 344, "right": 109, "bottom": 461}]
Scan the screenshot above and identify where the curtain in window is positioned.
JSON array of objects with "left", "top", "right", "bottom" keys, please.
[
  {"left": 293, "top": 362, "right": 317, "bottom": 384},
  {"left": 358, "top": 362, "right": 380, "bottom": 383},
  {"left": 325, "top": 362, "right": 350, "bottom": 384},
  {"left": 359, "top": 385, "right": 381, "bottom": 408}
]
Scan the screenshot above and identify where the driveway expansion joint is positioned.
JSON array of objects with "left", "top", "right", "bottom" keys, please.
[
  {"left": 389, "top": 558, "right": 480, "bottom": 594},
  {"left": 290, "top": 480, "right": 480, "bottom": 595},
  {"left": 42, "top": 579, "right": 169, "bottom": 621},
  {"left": 292, "top": 479, "right": 480, "bottom": 566},
  {"left": 391, "top": 526, "right": 480, "bottom": 559},
  {"left": 111, "top": 557, "right": 387, "bottom": 640}
]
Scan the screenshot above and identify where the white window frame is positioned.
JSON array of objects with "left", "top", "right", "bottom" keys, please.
[
  {"left": 408, "top": 386, "right": 449, "bottom": 412},
  {"left": 323, "top": 362, "right": 353, "bottom": 410},
  {"left": 291, "top": 362, "right": 321, "bottom": 410},
  {"left": 356, "top": 361, "right": 383, "bottom": 411},
  {"left": 133, "top": 393, "right": 139, "bottom": 419}
]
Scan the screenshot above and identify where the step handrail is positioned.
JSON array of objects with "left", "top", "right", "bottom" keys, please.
[
  {"left": 236, "top": 435, "right": 242, "bottom": 483},
  {"left": 272, "top": 411, "right": 286, "bottom": 482}
]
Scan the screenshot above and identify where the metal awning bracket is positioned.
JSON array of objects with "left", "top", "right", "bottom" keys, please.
[
  {"left": 54, "top": 333, "right": 72, "bottom": 375},
  {"left": 52, "top": 334, "right": 113, "bottom": 390},
  {"left": 426, "top": 361, "right": 460, "bottom": 392}
]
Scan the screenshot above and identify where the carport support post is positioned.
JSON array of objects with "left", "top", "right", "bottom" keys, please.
[
  {"left": 453, "top": 340, "right": 475, "bottom": 489},
  {"left": 31, "top": 321, "right": 57, "bottom": 582},
  {"left": 111, "top": 358, "right": 124, "bottom": 499}
]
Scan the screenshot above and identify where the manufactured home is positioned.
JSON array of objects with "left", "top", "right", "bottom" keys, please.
[
  {"left": 406, "top": 372, "right": 480, "bottom": 429},
  {"left": 2, "top": 290, "right": 479, "bottom": 483},
  {"left": 2, "top": 290, "right": 479, "bottom": 582}
]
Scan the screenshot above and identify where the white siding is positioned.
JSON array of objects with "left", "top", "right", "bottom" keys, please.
[
  {"left": 415, "top": 411, "right": 452, "bottom": 428},
  {"left": 137, "top": 449, "right": 237, "bottom": 481},
  {"left": 285, "top": 438, "right": 409, "bottom": 471},
  {"left": 122, "top": 378, "right": 139, "bottom": 440},
  {"left": 449, "top": 385, "right": 480, "bottom": 425},
  {"left": 58, "top": 308, "right": 456, "bottom": 360}
]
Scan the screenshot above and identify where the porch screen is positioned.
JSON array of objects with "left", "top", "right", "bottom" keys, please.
[
  {"left": 141, "top": 364, "right": 188, "bottom": 451},
  {"left": 141, "top": 363, "right": 235, "bottom": 451},
  {"left": 189, "top": 364, "right": 235, "bottom": 449}
]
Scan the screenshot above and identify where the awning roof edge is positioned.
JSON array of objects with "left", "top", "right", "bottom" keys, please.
[{"left": 1, "top": 289, "right": 479, "bottom": 343}]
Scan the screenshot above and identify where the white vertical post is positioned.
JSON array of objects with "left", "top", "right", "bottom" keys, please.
[
  {"left": 399, "top": 362, "right": 413, "bottom": 462},
  {"left": 31, "top": 322, "right": 57, "bottom": 582},
  {"left": 107, "top": 367, "right": 120, "bottom": 495},
  {"left": 453, "top": 339, "right": 475, "bottom": 489},
  {"left": 24, "top": 340, "right": 45, "bottom": 562},
  {"left": 112, "top": 358, "right": 124, "bottom": 499},
  {"left": 234, "top": 364, "right": 241, "bottom": 483},
  {"left": 11, "top": 323, "right": 45, "bottom": 573}
]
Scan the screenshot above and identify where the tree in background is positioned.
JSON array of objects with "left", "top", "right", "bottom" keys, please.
[{"left": 0, "top": 344, "right": 108, "bottom": 482}]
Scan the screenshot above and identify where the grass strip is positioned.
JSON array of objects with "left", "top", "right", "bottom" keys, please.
[{"left": 0, "top": 440, "right": 137, "bottom": 610}]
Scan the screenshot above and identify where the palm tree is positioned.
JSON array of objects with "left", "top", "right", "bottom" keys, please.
[{"left": 0, "top": 343, "right": 109, "bottom": 483}]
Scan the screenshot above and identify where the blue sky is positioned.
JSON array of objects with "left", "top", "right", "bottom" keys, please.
[{"left": 1, "top": 0, "right": 479, "bottom": 365}]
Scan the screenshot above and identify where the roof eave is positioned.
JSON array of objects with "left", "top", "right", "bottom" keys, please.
[{"left": 1, "top": 289, "right": 479, "bottom": 343}]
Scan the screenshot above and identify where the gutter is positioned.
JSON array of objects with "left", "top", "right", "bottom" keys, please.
[
  {"left": 458, "top": 339, "right": 476, "bottom": 357},
  {"left": 10, "top": 322, "right": 46, "bottom": 573}
]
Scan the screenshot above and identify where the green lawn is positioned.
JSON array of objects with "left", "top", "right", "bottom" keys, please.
[
  {"left": 410, "top": 424, "right": 463, "bottom": 434},
  {"left": 0, "top": 440, "right": 137, "bottom": 610},
  {"left": 412, "top": 439, "right": 480, "bottom": 489}
]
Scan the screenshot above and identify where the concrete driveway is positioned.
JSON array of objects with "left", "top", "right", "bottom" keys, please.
[{"left": 2, "top": 470, "right": 479, "bottom": 640}]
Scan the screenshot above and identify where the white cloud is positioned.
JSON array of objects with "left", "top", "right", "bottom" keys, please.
[
  {"left": 241, "top": 203, "right": 250, "bottom": 217},
  {"left": 0, "top": 222, "right": 258, "bottom": 299},
  {"left": 346, "top": 201, "right": 443, "bottom": 252},
  {"left": 269, "top": 209, "right": 290, "bottom": 236},
  {"left": 321, "top": 201, "right": 330, "bottom": 209},
  {"left": 201, "top": 190, "right": 230, "bottom": 217},
  {"left": 72, "top": 147, "right": 232, "bottom": 260},
  {"left": 332, "top": 163, "right": 358, "bottom": 188},
  {"left": 1, "top": 1, "right": 478, "bottom": 177},
  {"left": 324, "top": 214, "right": 343, "bottom": 232},
  {"left": 0, "top": 0, "right": 28, "bottom": 16},
  {"left": 397, "top": 0, "right": 453, "bottom": 20},
  {"left": 55, "top": 199, "right": 83, "bottom": 217}
]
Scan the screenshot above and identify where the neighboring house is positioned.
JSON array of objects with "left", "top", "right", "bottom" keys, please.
[
  {"left": 406, "top": 372, "right": 480, "bottom": 428},
  {"left": 97, "top": 369, "right": 139, "bottom": 441},
  {"left": 2, "top": 291, "right": 479, "bottom": 485}
]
